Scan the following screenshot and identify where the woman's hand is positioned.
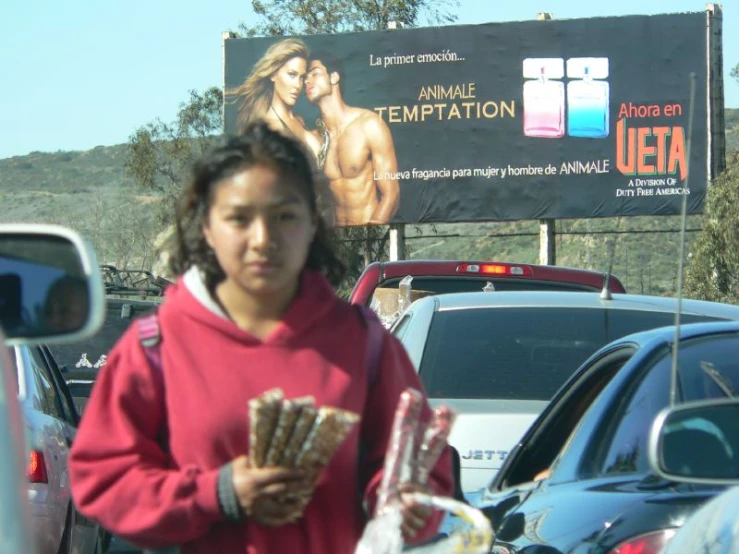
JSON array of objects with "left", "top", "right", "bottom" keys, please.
[
  {"left": 398, "top": 483, "right": 434, "bottom": 542},
  {"left": 230, "top": 455, "right": 309, "bottom": 527}
]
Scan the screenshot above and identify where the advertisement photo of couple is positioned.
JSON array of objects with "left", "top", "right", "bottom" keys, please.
[{"left": 227, "top": 38, "right": 400, "bottom": 227}]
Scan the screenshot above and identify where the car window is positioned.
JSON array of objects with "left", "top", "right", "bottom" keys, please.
[
  {"left": 599, "top": 334, "right": 739, "bottom": 476},
  {"left": 418, "top": 307, "right": 724, "bottom": 400},
  {"left": 677, "top": 335, "right": 739, "bottom": 400},
  {"left": 28, "top": 347, "right": 66, "bottom": 421},
  {"left": 37, "top": 347, "right": 79, "bottom": 425},
  {"left": 496, "top": 347, "right": 635, "bottom": 489},
  {"left": 599, "top": 351, "right": 671, "bottom": 475},
  {"left": 375, "top": 276, "right": 603, "bottom": 297}
]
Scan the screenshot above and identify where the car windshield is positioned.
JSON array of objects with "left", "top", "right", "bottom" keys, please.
[
  {"left": 419, "top": 307, "right": 726, "bottom": 400},
  {"left": 47, "top": 299, "right": 158, "bottom": 372}
]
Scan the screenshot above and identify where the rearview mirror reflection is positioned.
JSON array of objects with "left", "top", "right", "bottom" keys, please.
[
  {"left": 649, "top": 398, "right": 739, "bottom": 486},
  {"left": 0, "top": 224, "right": 104, "bottom": 344}
]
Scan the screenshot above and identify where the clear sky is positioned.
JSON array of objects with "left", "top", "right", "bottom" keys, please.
[{"left": 1, "top": 0, "right": 735, "bottom": 160}]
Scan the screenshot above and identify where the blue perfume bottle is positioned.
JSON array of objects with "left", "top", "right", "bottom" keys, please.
[
  {"left": 567, "top": 58, "right": 610, "bottom": 138},
  {"left": 523, "top": 58, "right": 565, "bottom": 139}
]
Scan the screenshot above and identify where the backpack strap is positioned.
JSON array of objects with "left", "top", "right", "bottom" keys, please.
[
  {"left": 356, "top": 304, "right": 384, "bottom": 387},
  {"left": 138, "top": 312, "right": 169, "bottom": 448},
  {"left": 138, "top": 313, "right": 163, "bottom": 381}
]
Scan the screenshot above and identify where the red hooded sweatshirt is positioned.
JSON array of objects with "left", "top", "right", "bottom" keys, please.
[{"left": 69, "top": 268, "right": 452, "bottom": 554}]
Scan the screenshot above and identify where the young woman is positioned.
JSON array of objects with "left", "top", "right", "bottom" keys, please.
[
  {"left": 68, "top": 123, "right": 452, "bottom": 554},
  {"left": 227, "top": 38, "right": 324, "bottom": 165}
]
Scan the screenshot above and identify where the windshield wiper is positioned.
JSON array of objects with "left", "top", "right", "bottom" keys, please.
[{"left": 700, "top": 361, "right": 738, "bottom": 397}]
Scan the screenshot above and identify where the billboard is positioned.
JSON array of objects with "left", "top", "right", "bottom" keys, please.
[{"left": 223, "top": 12, "right": 716, "bottom": 227}]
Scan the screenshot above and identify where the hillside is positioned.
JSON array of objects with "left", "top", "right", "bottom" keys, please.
[
  {"left": 0, "top": 144, "right": 163, "bottom": 269},
  {"left": 2, "top": 108, "right": 737, "bottom": 294}
]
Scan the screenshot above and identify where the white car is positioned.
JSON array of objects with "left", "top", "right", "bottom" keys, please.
[{"left": 391, "top": 290, "right": 739, "bottom": 492}]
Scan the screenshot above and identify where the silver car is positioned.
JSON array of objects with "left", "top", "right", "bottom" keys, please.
[{"left": 14, "top": 344, "right": 106, "bottom": 553}]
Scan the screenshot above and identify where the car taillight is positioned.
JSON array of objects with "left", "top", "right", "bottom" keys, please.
[
  {"left": 27, "top": 450, "right": 48, "bottom": 483},
  {"left": 457, "top": 263, "right": 533, "bottom": 276},
  {"left": 609, "top": 530, "right": 676, "bottom": 554}
]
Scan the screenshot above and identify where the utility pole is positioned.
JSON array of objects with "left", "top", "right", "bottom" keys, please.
[{"left": 536, "top": 12, "right": 557, "bottom": 266}]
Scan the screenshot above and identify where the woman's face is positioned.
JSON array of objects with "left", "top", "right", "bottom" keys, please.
[
  {"left": 203, "top": 164, "right": 317, "bottom": 299},
  {"left": 271, "top": 56, "right": 307, "bottom": 108}
]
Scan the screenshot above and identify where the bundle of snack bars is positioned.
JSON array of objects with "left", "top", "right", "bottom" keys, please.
[
  {"left": 355, "top": 388, "right": 493, "bottom": 554},
  {"left": 248, "top": 389, "right": 360, "bottom": 492}
]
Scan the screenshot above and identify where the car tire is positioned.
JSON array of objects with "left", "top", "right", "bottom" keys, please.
[{"left": 57, "top": 507, "right": 73, "bottom": 554}]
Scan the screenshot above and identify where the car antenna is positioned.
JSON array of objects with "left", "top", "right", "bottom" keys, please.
[{"left": 669, "top": 72, "right": 698, "bottom": 407}]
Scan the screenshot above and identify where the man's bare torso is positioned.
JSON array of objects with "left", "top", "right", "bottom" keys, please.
[{"left": 322, "top": 108, "right": 378, "bottom": 226}]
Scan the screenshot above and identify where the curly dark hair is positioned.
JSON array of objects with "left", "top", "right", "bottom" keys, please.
[{"left": 168, "top": 122, "right": 346, "bottom": 289}]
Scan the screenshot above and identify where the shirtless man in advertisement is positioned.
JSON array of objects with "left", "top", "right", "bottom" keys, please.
[{"left": 304, "top": 55, "right": 400, "bottom": 226}]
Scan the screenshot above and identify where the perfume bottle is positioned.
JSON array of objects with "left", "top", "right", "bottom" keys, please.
[
  {"left": 567, "top": 65, "right": 610, "bottom": 138},
  {"left": 523, "top": 66, "right": 565, "bottom": 138}
]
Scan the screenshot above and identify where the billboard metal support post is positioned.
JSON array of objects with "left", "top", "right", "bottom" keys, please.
[
  {"left": 387, "top": 20, "right": 406, "bottom": 261},
  {"left": 536, "top": 12, "right": 556, "bottom": 266},
  {"left": 389, "top": 224, "right": 406, "bottom": 261}
]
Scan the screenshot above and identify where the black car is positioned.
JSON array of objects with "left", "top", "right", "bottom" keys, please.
[
  {"left": 48, "top": 264, "right": 167, "bottom": 401},
  {"left": 453, "top": 321, "right": 739, "bottom": 554}
]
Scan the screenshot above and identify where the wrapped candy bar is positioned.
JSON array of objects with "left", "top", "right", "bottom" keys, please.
[
  {"left": 248, "top": 388, "right": 283, "bottom": 468},
  {"left": 279, "top": 404, "right": 319, "bottom": 467},
  {"left": 416, "top": 405, "right": 457, "bottom": 485},
  {"left": 295, "top": 406, "right": 360, "bottom": 485},
  {"left": 354, "top": 389, "right": 491, "bottom": 554},
  {"left": 264, "top": 396, "right": 315, "bottom": 467},
  {"left": 375, "top": 388, "right": 424, "bottom": 516}
]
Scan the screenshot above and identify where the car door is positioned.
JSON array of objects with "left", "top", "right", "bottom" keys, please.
[
  {"left": 25, "top": 346, "right": 76, "bottom": 516},
  {"left": 486, "top": 340, "right": 669, "bottom": 552},
  {"left": 36, "top": 346, "right": 101, "bottom": 552},
  {"left": 489, "top": 331, "right": 739, "bottom": 553}
]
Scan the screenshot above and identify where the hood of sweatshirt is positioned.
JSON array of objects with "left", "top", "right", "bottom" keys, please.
[{"left": 160, "top": 266, "right": 339, "bottom": 346}]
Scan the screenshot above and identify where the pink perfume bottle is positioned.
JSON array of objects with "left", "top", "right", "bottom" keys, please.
[{"left": 523, "top": 60, "right": 565, "bottom": 138}]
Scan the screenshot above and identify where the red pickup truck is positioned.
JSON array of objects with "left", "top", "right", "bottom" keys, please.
[{"left": 349, "top": 260, "right": 626, "bottom": 308}]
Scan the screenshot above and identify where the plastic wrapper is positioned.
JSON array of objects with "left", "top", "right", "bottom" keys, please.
[
  {"left": 416, "top": 406, "right": 457, "bottom": 485},
  {"left": 397, "top": 275, "right": 414, "bottom": 316},
  {"left": 264, "top": 396, "right": 315, "bottom": 467},
  {"left": 355, "top": 388, "right": 491, "bottom": 554},
  {"left": 248, "top": 388, "right": 283, "bottom": 468},
  {"left": 376, "top": 388, "right": 424, "bottom": 515},
  {"left": 355, "top": 495, "right": 493, "bottom": 554},
  {"left": 295, "top": 406, "right": 360, "bottom": 486},
  {"left": 279, "top": 404, "right": 319, "bottom": 467}
]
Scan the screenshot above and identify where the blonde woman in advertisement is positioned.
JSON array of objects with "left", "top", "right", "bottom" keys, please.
[{"left": 227, "top": 38, "right": 326, "bottom": 166}]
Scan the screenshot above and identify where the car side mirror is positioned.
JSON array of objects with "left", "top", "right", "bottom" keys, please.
[
  {"left": 0, "top": 224, "right": 104, "bottom": 345},
  {"left": 648, "top": 398, "right": 739, "bottom": 486}
]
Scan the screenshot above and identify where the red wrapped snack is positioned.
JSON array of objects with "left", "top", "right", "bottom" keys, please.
[
  {"left": 375, "top": 388, "right": 424, "bottom": 515},
  {"left": 416, "top": 405, "right": 456, "bottom": 485}
]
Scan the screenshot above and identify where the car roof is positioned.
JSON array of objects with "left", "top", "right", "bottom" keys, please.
[
  {"left": 609, "top": 319, "right": 739, "bottom": 346},
  {"left": 418, "top": 290, "right": 739, "bottom": 319}
]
